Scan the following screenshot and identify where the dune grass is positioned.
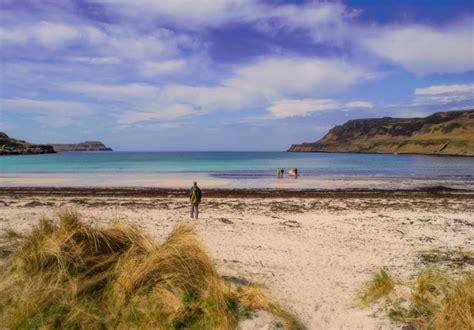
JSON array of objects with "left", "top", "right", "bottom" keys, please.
[
  {"left": 357, "top": 267, "right": 474, "bottom": 329},
  {"left": 0, "top": 209, "right": 303, "bottom": 329},
  {"left": 357, "top": 269, "right": 397, "bottom": 306}
]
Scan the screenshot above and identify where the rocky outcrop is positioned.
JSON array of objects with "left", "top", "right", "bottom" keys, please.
[
  {"left": 0, "top": 132, "right": 56, "bottom": 155},
  {"left": 52, "top": 141, "right": 112, "bottom": 152},
  {"left": 288, "top": 109, "right": 474, "bottom": 156}
]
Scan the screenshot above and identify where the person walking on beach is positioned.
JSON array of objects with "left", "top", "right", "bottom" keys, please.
[{"left": 190, "top": 182, "right": 202, "bottom": 219}]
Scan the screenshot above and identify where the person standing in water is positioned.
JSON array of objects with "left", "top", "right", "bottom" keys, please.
[{"left": 190, "top": 182, "right": 202, "bottom": 219}]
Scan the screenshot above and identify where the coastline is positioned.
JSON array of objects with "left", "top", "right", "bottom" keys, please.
[
  {"left": 286, "top": 149, "right": 474, "bottom": 157},
  {"left": 1, "top": 185, "right": 473, "bottom": 198}
]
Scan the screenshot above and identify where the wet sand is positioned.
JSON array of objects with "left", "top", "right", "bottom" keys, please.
[
  {"left": 1, "top": 172, "right": 474, "bottom": 190},
  {"left": 0, "top": 187, "right": 473, "bottom": 328}
]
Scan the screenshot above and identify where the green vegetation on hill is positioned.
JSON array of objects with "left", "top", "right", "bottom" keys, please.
[
  {"left": 0, "top": 132, "right": 55, "bottom": 155},
  {"left": 52, "top": 141, "right": 112, "bottom": 152},
  {"left": 289, "top": 109, "right": 474, "bottom": 156},
  {"left": 0, "top": 210, "right": 302, "bottom": 329}
]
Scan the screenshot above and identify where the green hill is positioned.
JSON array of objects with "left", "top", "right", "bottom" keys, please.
[{"left": 288, "top": 109, "right": 474, "bottom": 156}]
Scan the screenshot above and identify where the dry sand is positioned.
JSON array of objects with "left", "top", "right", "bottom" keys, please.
[{"left": 0, "top": 188, "right": 473, "bottom": 329}]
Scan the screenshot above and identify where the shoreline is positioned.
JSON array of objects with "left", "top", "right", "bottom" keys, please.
[
  {"left": 1, "top": 172, "right": 474, "bottom": 191},
  {"left": 1, "top": 185, "right": 473, "bottom": 198}
]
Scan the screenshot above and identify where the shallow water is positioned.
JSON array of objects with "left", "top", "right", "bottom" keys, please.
[{"left": 1, "top": 151, "right": 474, "bottom": 180}]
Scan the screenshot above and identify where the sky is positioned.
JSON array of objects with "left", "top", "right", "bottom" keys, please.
[{"left": 0, "top": 0, "right": 473, "bottom": 151}]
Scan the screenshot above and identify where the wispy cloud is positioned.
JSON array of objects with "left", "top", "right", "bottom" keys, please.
[
  {"left": 267, "top": 98, "right": 374, "bottom": 118},
  {"left": 415, "top": 84, "right": 474, "bottom": 96},
  {"left": 139, "top": 59, "right": 186, "bottom": 77},
  {"left": 61, "top": 83, "right": 160, "bottom": 99},
  {"left": 414, "top": 84, "right": 474, "bottom": 104},
  {"left": 1, "top": 98, "right": 93, "bottom": 115},
  {"left": 344, "top": 101, "right": 374, "bottom": 109},
  {"left": 162, "top": 56, "right": 371, "bottom": 113},
  {"left": 1, "top": 98, "right": 94, "bottom": 127},
  {"left": 363, "top": 20, "right": 474, "bottom": 76},
  {"left": 98, "top": 0, "right": 353, "bottom": 39},
  {"left": 268, "top": 98, "right": 341, "bottom": 118},
  {"left": 116, "top": 104, "right": 195, "bottom": 125},
  {"left": 58, "top": 56, "right": 373, "bottom": 125},
  {"left": 0, "top": 22, "right": 104, "bottom": 48},
  {"left": 69, "top": 56, "right": 121, "bottom": 65}
]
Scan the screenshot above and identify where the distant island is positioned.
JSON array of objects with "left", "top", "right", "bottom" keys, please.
[
  {"left": 288, "top": 109, "right": 474, "bottom": 156},
  {"left": 52, "top": 141, "right": 112, "bottom": 152},
  {"left": 0, "top": 132, "right": 112, "bottom": 155}
]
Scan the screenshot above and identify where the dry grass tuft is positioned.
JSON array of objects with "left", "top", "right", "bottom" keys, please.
[
  {"left": 357, "top": 267, "right": 474, "bottom": 329},
  {"left": 357, "top": 269, "right": 397, "bottom": 305},
  {"left": 0, "top": 209, "right": 303, "bottom": 329}
]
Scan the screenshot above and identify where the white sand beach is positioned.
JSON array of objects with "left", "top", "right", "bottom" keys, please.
[{"left": 1, "top": 190, "right": 472, "bottom": 328}]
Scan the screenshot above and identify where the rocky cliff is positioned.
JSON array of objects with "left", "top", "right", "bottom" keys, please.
[
  {"left": 0, "top": 132, "right": 56, "bottom": 155},
  {"left": 288, "top": 109, "right": 474, "bottom": 156},
  {"left": 52, "top": 141, "right": 112, "bottom": 152}
]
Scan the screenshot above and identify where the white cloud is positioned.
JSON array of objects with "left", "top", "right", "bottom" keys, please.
[
  {"left": 415, "top": 84, "right": 474, "bottom": 96},
  {"left": 1, "top": 98, "right": 94, "bottom": 127},
  {"left": 62, "top": 82, "right": 160, "bottom": 99},
  {"left": 162, "top": 84, "right": 253, "bottom": 110},
  {"left": 33, "top": 22, "right": 81, "bottom": 47},
  {"left": 268, "top": 98, "right": 341, "bottom": 118},
  {"left": 107, "top": 36, "right": 166, "bottom": 60},
  {"left": 413, "top": 84, "right": 474, "bottom": 105},
  {"left": 228, "top": 57, "right": 366, "bottom": 98},
  {"left": 97, "top": 0, "right": 353, "bottom": 41},
  {"left": 267, "top": 98, "right": 375, "bottom": 118},
  {"left": 162, "top": 57, "right": 369, "bottom": 113},
  {"left": 363, "top": 21, "right": 474, "bottom": 75},
  {"left": 61, "top": 56, "right": 370, "bottom": 119},
  {"left": 99, "top": 0, "right": 251, "bottom": 27},
  {"left": 0, "top": 22, "right": 106, "bottom": 48},
  {"left": 116, "top": 104, "right": 195, "bottom": 125},
  {"left": 57, "top": 56, "right": 373, "bottom": 125},
  {"left": 70, "top": 56, "right": 121, "bottom": 65},
  {"left": 344, "top": 101, "right": 374, "bottom": 108},
  {"left": 139, "top": 59, "right": 186, "bottom": 77},
  {"left": 0, "top": 21, "right": 185, "bottom": 63},
  {"left": 254, "top": 2, "right": 355, "bottom": 44},
  {"left": 0, "top": 27, "right": 29, "bottom": 43},
  {"left": 1, "top": 98, "right": 93, "bottom": 115}
]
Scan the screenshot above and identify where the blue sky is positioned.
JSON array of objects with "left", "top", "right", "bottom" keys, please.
[{"left": 0, "top": 0, "right": 473, "bottom": 151}]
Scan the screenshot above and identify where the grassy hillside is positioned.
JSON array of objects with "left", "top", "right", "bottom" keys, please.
[
  {"left": 0, "top": 132, "right": 55, "bottom": 155},
  {"left": 288, "top": 109, "right": 474, "bottom": 156}
]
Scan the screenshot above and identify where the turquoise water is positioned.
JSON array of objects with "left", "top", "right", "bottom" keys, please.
[{"left": 1, "top": 152, "right": 473, "bottom": 179}]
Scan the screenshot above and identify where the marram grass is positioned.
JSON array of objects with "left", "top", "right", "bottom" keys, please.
[
  {"left": 0, "top": 209, "right": 303, "bottom": 329},
  {"left": 357, "top": 269, "right": 396, "bottom": 306},
  {"left": 357, "top": 267, "right": 474, "bottom": 329}
]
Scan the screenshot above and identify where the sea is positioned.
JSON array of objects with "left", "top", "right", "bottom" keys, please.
[{"left": 1, "top": 151, "right": 473, "bottom": 180}]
